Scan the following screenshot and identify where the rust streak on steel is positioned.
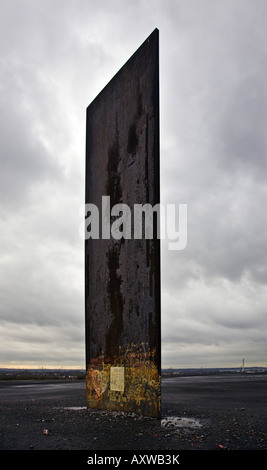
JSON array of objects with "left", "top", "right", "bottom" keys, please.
[{"left": 85, "top": 29, "right": 161, "bottom": 418}]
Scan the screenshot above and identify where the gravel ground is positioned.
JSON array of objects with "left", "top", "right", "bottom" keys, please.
[{"left": 0, "top": 375, "right": 266, "bottom": 455}]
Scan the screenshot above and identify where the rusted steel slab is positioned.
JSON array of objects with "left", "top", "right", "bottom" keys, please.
[{"left": 85, "top": 29, "right": 160, "bottom": 417}]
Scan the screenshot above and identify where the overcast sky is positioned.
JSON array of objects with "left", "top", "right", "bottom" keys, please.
[{"left": 1, "top": 0, "right": 267, "bottom": 369}]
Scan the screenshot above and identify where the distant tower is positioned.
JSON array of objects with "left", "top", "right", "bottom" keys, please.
[{"left": 241, "top": 358, "right": 245, "bottom": 372}]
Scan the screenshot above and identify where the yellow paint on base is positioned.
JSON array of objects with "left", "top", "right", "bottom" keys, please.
[{"left": 86, "top": 344, "right": 161, "bottom": 417}]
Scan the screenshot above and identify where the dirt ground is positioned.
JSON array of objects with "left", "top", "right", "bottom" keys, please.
[{"left": 0, "top": 375, "right": 266, "bottom": 464}]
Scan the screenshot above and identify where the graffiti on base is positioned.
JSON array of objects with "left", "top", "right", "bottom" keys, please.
[{"left": 86, "top": 343, "right": 161, "bottom": 417}]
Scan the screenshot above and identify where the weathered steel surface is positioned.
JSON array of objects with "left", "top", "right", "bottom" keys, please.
[{"left": 85, "top": 29, "right": 160, "bottom": 417}]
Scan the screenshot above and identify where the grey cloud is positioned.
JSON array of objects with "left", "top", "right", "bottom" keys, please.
[
  {"left": 222, "top": 94, "right": 267, "bottom": 177},
  {"left": 0, "top": 62, "right": 64, "bottom": 207},
  {"left": 1, "top": 0, "right": 267, "bottom": 368}
]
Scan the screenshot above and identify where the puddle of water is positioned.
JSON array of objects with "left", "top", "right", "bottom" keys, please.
[
  {"left": 161, "top": 416, "right": 202, "bottom": 429},
  {"left": 62, "top": 406, "right": 87, "bottom": 410},
  {"left": 13, "top": 385, "right": 35, "bottom": 388}
]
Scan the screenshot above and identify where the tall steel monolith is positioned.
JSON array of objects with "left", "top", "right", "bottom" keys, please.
[{"left": 85, "top": 29, "right": 160, "bottom": 417}]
